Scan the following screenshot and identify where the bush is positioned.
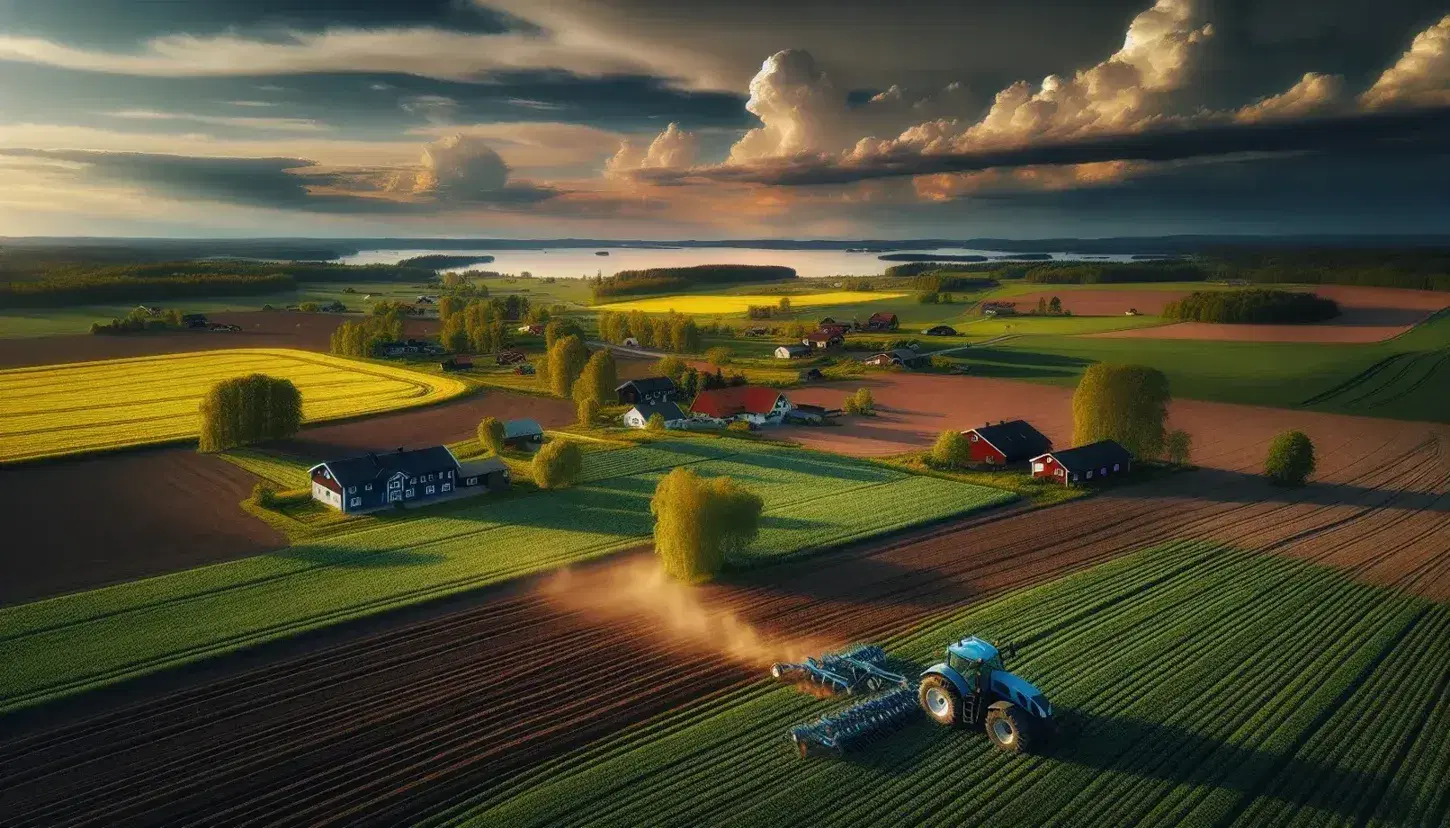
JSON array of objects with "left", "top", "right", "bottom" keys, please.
[
  {"left": 843, "top": 387, "right": 876, "bottom": 415},
  {"left": 1071, "top": 363, "right": 1170, "bottom": 460},
  {"left": 651, "top": 467, "right": 764, "bottom": 582},
  {"left": 477, "top": 417, "right": 505, "bottom": 455},
  {"left": 1166, "top": 429, "right": 1192, "bottom": 465},
  {"left": 705, "top": 346, "right": 733, "bottom": 367},
  {"left": 577, "top": 397, "right": 599, "bottom": 427},
  {"left": 727, "top": 420, "right": 754, "bottom": 433},
  {"left": 198, "top": 374, "right": 303, "bottom": 452},
  {"left": 647, "top": 413, "right": 667, "bottom": 432},
  {"left": 532, "top": 440, "right": 584, "bottom": 489},
  {"left": 298, "top": 301, "right": 320, "bottom": 313},
  {"left": 1265, "top": 430, "right": 1315, "bottom": 486},
  {"left": 251, "top": 483, "right": 279, "bottom": 509},
  {"left": 931, "top": 430, "right": 971, "bottom": 468}
]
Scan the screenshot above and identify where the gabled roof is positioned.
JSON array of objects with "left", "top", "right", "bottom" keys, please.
[
  {"left": 869, "top": 311, "right": 898, "bottom": 323},
  {"left": 312, "top": 446, "right": 459, "bottom": 487},
  {"left": 504, "top": 418, "right": 544, "bottom": 439},
  {"left": 968, "top": 419, "right": 1052, "bottom": 459},
  {"left": 872, "top": 348, "right": 920, "bottom": 362},
  {"left": 616, "top": 376, "right": 676, "bottom": 394},
  {"left": 630, "top": 400, "right": 689, "bottom": 422},
  {"left": 457, "top": 456, "right": 509, "bottom": 478},
  {"left": 690, "top": 386, "right": 785, "bottom": 418},
  {"left": 1033, "top": 439, "right": 1132, "bottom": 472},
  {"left": 804, "top": 329, "right": 842, "bottom": 341}
]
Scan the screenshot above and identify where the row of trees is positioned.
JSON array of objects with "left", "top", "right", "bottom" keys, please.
[
  {"left": 1022, "top": 262, "right": 1207, "bottom": 284},
  {"left": 440, "top": 300, "right": 513, "bottom": 355},
  {"left": 596, "top": 310, "right": 704, "bottom": 353},
  {"left": 90, "top": 306, "right": 189, "bottom": 334},
  {"left": 198, "top": 374, "right": 303, "bottom": 453},
  {"left": 591, "top": 264, "right": 796, "bottom": 300},
  {"left": 746, "top": 297, "right": 793, "bottom": 318},
  {"left": 329, "top": 305, "right": 407, "bottom": 357},
  {"left": 1, "top": 273, "right": 293, "bottom": 307},
  {"left": 1162, "top": 289, "right": 1340, "bottom": 324}
]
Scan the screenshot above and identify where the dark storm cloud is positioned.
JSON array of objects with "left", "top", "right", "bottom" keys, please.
[
  {"left": 0, "top": 0, "right": 529, "bottom": 48},
  {"left": 642, "top": 107, "right": 1450, "bottom": 187},
  {"left": 0, "top": 148, "right": 558, "bottom": 212}
]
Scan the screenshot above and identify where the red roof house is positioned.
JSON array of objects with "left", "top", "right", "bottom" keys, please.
[
  {"left": 689, "top": 386, "right": 792, "bottom": 424},
  {"left": 962, "top": 420, "right": 1052, "bottom": 465}
]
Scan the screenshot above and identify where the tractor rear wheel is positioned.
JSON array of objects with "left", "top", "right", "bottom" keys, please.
[
  {"left": 918, "top": 675, "right": 961, "bottom": 726},
  {"left": 985, "top": 704, "right": 1034, "bottom": 754}
]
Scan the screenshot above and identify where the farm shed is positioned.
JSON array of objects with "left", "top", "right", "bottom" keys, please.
[
  {"left": 690, "top": 386, "right": 792, "bottom": 425},
  {"left": 503, "top": 418, "right": 545, "bottom": 450},
  {"left": 864, "top": 348, "right": 925, "bottom": 368},
  {"left": 622, "top": 400, "right": 690, "bottom": 429},
  {"left": 775, "top": 344, "right": 811, "bottom": 359},
  {"left": 615, "top": 377, "right": 677, "bottom": 405},
  {"left": 926, "top": 325, "right": 958, "bottom": 336},
  {"left": 1031, "top": 440, "right": 1133, "bottom": 485},
  {"left": 867, "top": 312, "right": 899, "bottom": 331},
  {"left": 786, "top": 403, "right": 832, "bottom": 424},
  {"left": 962, "top": 420, "right": 1052, "bottom": 465},
  {"left": 440, "top": 356, "right": 472, "bottom": 372},
  {"left": 798, "top": 367, "right": 824, "bottom": 381},
  {"left": 981, "top": 301, "right": 1018, "bottom": 317},
  {"left": 457, "top": 457, "right": 511, "bottom": 491},
  {"left": 308, "top": 446, "right": 462, "bottom": 513}
]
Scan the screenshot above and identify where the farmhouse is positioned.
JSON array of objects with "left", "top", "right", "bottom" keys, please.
[
  {"left": 925, "top": 325, "right": 958, "bottom": 336},
  {"left": 802, "top": 330, "right": 844, "bottom": 349},
  {"left": 775, "top": 344, "right": 811, "bottom": 359},
  {"left": 616, "top": 376, "right": 678, "bottom": 405},
  {"left": 690, "top": 385, "right": 793, "bottom": 425},
  {"left": 1031, "top": 440, "right": 1133, "bottom": 485},
  {"left": 962, "top": 420, "right": 1052, "bottom": 465},
  {"left": 867, "top": 312, "right": 899, "bottom": 331},
  {"left": 309, "top": 446, "right": 472, "bottom": 513},
  {"left": 864, "top": 348, "right": 925, "bottom": 368},
  {"left": 503, "top": 418, "right": 545, "bottom": 450},
  {"left": 622, "top": 400, "right": 690, "bottom": 429}
]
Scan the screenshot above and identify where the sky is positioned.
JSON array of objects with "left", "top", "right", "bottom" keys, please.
[{"left": 0, "top": 0, "right": 1448, "bottom": 239}]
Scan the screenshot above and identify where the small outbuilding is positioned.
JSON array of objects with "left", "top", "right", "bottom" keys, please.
[
  {"left": 775, "top": 344, "right": 811, "bottom": 359},
  {"left": 440, "top": 356, "right": 473, "bottom": 372},
  {"left": 802, "top": 330, "right": 844, "bottom": 349},
  {"left": 503, "top": 418, "right": 545, "bottom": 450},
  {"left": 864, "top": 348, "right": 925, "bottom": 368},
  {"left": 867, "top": 312, "right": 899, "bottom": 331},
  {"left": 925, "top": 325, "right": 958, "bottom": 336},
  {"left": 962, "top": 420, "right": 1052, "bottom": 466},
  {"left": 457, "top": 456, "right": 512, "bottom": 490},
  {"left": 798, "top": 367, "right": 824, "bottom": 382},
  {"left": 622, "top": 400, "right": 690, "bottom": 429},
  {"left": 1031, "top": 440, "right": 1133, "bottom": 485},
  {"left": 616, "top": 376, "right": 677, "bottom": 405}
]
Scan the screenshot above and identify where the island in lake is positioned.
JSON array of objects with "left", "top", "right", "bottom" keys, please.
[{"left": 397, "top": 254, "right": 497, "bottom": 269}]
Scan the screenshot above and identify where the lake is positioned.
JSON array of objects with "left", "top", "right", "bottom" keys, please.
[{"left": 333, "top": 246, "right": 1148, "bottom": 279}]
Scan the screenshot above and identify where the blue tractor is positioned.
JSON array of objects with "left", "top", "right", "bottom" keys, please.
[
  {"left": 772, "top": 635, "right": 1052, "bottom": 757},
  {"left": 918, "top": 636, "right": 1052, "bottom": 753}
]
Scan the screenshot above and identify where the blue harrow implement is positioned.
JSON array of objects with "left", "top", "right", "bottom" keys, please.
[{"left": 770, "top": 645, "right": 920, "bottom": 757}]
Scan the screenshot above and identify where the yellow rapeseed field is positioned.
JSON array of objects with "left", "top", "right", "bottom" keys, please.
[
  {"left": 0, "top": 348, "right": 468, "bottom": 463},
  {"left": 595, "top": 291, "right": 910, "bottom": 314}
]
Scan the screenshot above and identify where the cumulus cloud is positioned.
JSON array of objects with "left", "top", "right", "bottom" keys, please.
[
  {"left": 604, "top": 122, "right": 700, "bottom": 176},
  {"left": 380, "top": 133, "right": 557, "bottom": 204},
  {"left": 1235, "top": 73, "right": 1346, "bottom": 122},
  {"left": 1361, "top": 15, "right": 1450, "bottom": 109},
  {"left": 729, "top": 50, "right": 845, "bottom": 161}
]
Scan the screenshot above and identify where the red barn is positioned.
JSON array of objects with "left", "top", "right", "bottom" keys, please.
[
  {"left": 962, "top": 420, "right": 1051, "bottom": 465},
  {"left": 689, "top": 386, "right": 791, "bottom": 424},
  {"left": 1031, "top": 440, "right": 1133, "bottom": 485}
]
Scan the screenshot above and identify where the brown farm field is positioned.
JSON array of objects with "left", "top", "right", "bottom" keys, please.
[
  {"left": 0, "top": 311, "right": 440, "bottom": 370},
  {"left": 2, "top": 394, "right": 1446, "bottom": 826}
]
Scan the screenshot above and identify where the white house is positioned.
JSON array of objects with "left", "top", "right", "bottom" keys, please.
[{"left": 622, "top": 400, "right": 690, "bottom": 429}]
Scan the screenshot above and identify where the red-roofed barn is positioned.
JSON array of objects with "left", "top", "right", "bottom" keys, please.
[{"left": 689, "top": 386, "right": 793, "bottom": 425}]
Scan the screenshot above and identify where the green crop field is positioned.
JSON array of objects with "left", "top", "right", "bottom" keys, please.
[
  {"left": 951, "top": 310, "right": 1450, "bottom": 422},
  {"left": 0, "top": 439, "right": 1012, "bottom": 713},
  {"left": 445, "top": 541, "right": 1450, "bottom": 828}
]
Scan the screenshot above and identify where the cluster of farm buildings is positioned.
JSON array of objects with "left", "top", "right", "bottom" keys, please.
[{"left": 771, "top": 312, "right": 958, "bottom": 368}]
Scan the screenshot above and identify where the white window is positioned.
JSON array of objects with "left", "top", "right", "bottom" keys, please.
[
  {"left": 969, "top": 433, "right": 978, "bottom": 442},
  {"left": 1032, "top": 462, "right": 1045, "bottom": 473},
  {"left": 350, "top": 497, "right": 361, "bottom": 507},
  {"left": 347, "top": 486, "right": 356, "bottom": 494},
  {"left": 467, "top": 477, "right": 478, "bottom": 485},
  {"left": 1113, "top": 463, "right": 1120, "bottom": 472},
  {"left": 406, "top": 488, "right": 415, "bottom": 498},
  {"left": 426, "top": 485, "right": 435, "bottom": 495},
  {"left": 447, "top": 470, "right": 453, "bottom": 478},
  {"left": 1086, "top": 470, "right": 1093, "bottom": 479},
  {"left": 1100, "top": 467, "right": 1107, "bottom": 475},
  {"left": 365, "top": 483, "right": 372, "bottom": 491},
  {"left": 1055, "top": 468, "right": 1065, "bottom": 477},
  {"left": 442, "top": 483, "right": 452, "bottom": 492}
]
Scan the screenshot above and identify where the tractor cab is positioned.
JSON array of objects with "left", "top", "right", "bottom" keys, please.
[{"left": 919, "top": 635, "right": 1053, "bottom": 753}]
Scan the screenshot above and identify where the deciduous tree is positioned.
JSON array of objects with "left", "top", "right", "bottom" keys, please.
[
  {"left": 532, "top": 439, "right": 583, "bottom": 489},
  {"left": 1072, "top": 363, "right": 1170, "bottom": 460},
  {"left": 651, "top": 468, "right": 763, "bottom": 582},
  {"left": 1265, "top": 430, "right": 1315, "bottom": 486},
  {"left": 477, "top": 416, "right": 505, "bottom": 455}
]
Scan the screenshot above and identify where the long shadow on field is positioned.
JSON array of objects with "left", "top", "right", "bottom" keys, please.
[
  {"left": 273, "top": 545, "right": 448, "bottom": 568},
  {"left": 1110, "top": 467, "right": 1449, "bottom": 513},
  {"left": 723, "top": 553, "right": 981, "bottom": 617},
  {"left": 1040, "top": 709, "right": 1409, "bottom": 820}
]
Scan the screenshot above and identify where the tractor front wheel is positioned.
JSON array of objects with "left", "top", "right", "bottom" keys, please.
[
  {"left": 985, "top": 703, "right": 1035, "bottom": 754},
  {"left": 918, "top": 675, "right": 961, "bottom": 726}
]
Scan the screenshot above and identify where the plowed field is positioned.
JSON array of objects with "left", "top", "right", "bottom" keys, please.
[{"left": 2, "top": 403, "right": 1446, "bottom": 826}]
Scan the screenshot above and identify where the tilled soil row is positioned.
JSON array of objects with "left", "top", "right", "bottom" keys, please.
[{"left": 1, "top": 422, "right": 1446, "bottom": 827}]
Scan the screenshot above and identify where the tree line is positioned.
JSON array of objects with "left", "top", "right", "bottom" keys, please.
[
  {"left": 329, "top": 303, "right": 408, "bottom": 357},
  {"left": 1022, "top": 262, "right": 1207, "bottom": 284},
  {"left": 90, "top": 306, "right": 190, "bottom": 334},
  {"left": 1162, "top": 289, "right": 1340, "bottom": 324},
  {"left": 591, "top": 264, "right": 796, "bottom": 301},
  {"left": 596, "top": 310, "right": 704, "bottom": 353},
  {"left": 0, "top": 273, "right": 294, "bottom": 307},
  {"left": 198, "top": 374, "right": 303, "bottom": 452}
]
